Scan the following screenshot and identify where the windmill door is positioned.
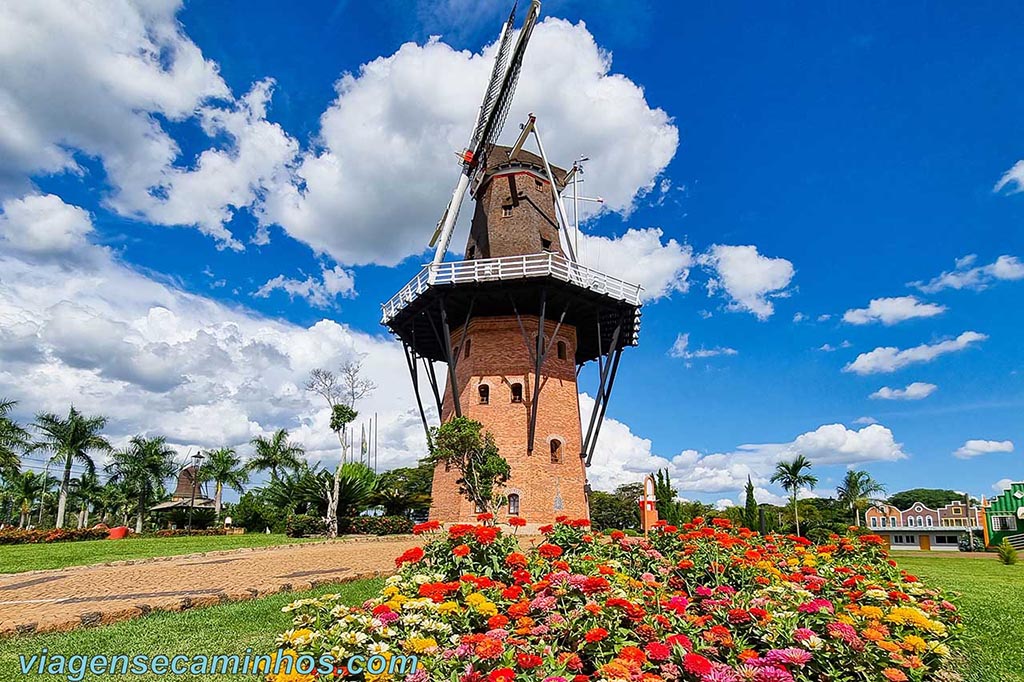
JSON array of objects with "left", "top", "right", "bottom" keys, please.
[{"left": 919, "top": 535, "right": 930, "bottom": 551}]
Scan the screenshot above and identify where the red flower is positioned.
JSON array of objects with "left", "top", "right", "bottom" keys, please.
[
  {"left": 475, "top": 638, "right": 505, "bottom": 659},
  {"left": 585, "top": 627, "right": 609, "bottom": 643},
  {"left": 645, "top": 642, "right": 671, "bottom": 661},
  {"left": 412, "top": 520, "right": 440, "bottom": 534},
  {"left": 508, "top": 517, "right": 527, "bottom": 527},
  {"left": 582, "top": 576, "right": 610, "bottom": 594},
  {"left": 477, "top": 512, "right": 494, "bottom": 522},
  {"left": 487, "top": 614, "right": 509, "bottom": 629},
  {"left": 610, "top": 530, "right": 625, "bottom": 541},
  {"left": 487, "top": 667, "right": 515, "bottom": 682},
  {"left": 505, "top": 552, "right": 528, "bottom": 567},
  {"left": 453, "top": 544, "right": 470, "bottom": 557},
  {"left": 516, "top": 653, "right": 543, "bottom": 669},
  {"left": 538, "top": 543, "right": 563, "bottom": 559},
  {"left": 474, "top": 526, "right": 500, "bottom": 544},
  {"left": 394, "top": 546, "right": 424, "bottom": 567},
  {"left": 538, "top": 524, "right": 554, "bottom": 534},
  {"left": 682, "top": 653, "right": 713, "bottom": 676}
]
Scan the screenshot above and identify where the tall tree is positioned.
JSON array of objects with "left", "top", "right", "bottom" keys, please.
[
  {"left": 32, "top": 406, "right": 111, "bottom": 528},
  {"left": 0, "top": 399, "right": 29, "bottom": 478},
  {"left": 743, "top": 476, "right": 758, "bottom": 530},
  {"left": 770, "top": 455, "right": 818, "bottom": 536},
  {"left": 106, "top": 436, "right": 177, "bottom": 533},
  {"left": 70, "top": 471, "right": 103, "bottom": 528},
  {"left": 306, "top": 361, "right": 375, "bottom": 537},
  {"left": 887, "top": 488, "right": 969, "bottom": 510},
  {"left": 199, "top": 447, "right": 248, "bottom": 519},
  {"left": 426, "top": 417, "right": 509, "bottom": 515},
  {"left": 373, "top": 462, "right": 433, "bottom": 518},
  {"left": 836, "top": 469, "right": 886, "bottom": 527},
  {"left": 6, "top": 469, "right": 42, "bottom": 528},
  {"left": 248, "top": 429, "right": 304, "bottom": 481}
]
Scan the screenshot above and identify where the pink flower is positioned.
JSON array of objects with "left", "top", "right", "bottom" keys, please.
[
  {"left": 754, "top": 667, "right": 795, "bottom": 682},
  {"left": 766, "top": 648, "right": 812, "bottom": 667}
]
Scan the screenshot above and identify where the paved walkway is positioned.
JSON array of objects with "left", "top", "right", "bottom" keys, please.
[{"left": 0, "top": 537, "right": 422, "bottom": 636}]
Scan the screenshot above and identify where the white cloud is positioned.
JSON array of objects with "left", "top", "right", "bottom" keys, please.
[
  {"left": 0, "top": 194, "right": 94, "bottom": 255},
  {"left": 995, "top": 160, "right": 1024, "bottom": 194},
  {"left": 843, "top": 296, "right": 946, "bottom": 326},
  {"left": 954, "top": 439, "right": 1014, "bottom": 460},
  {"left": 668, "top": 333, "right": 737, "bottom": 361},
  {"left": 0, "top": 195, "right": 425, "bottom": 471},
  {"left": 911, "top": 254, "right": 1024, "bottom": 293},
  {"left": 853, "top": 416, "right": 878, "bottom": 425},
  {"left": 260, "top": 18, "right": 678, "bottom": 266},
  {"left": 819, "top": 343, "right": 837, "bottom": 352},
  {"left": 698, "top": 244, "right": 795, "bottom": 320},
  {"left": 993, "top": 478, "right": 1014, "bottom": 494},
  {"left": 578, "top": 228, "right": 691, "bottom": 302},
  {"left": 843, "top": 331, "right": 987, "bottom": 375},
  {"left": 869, "top": 382, "right": 938, "bottom": 401},
  {"left": 817, "top": 314, "right": 831, "bottom": 322},
  {"left": 785, "top": 423, "right": 907, "bottom": 466},
  {"left": 793, "top": 312, "right": 807, "bottom": 323},
  {"left": 255, "top": 265, "right": 357, "bottom": 309}
]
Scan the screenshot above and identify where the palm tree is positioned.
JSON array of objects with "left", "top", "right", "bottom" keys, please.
[
  {"left": 199, "top": 448, "right": 248, "bottom": 519},
  {"left": 70, "top": 472, "right": 104, "bottom": 528},
  {"left": 106, "top": 436, "right": 177, "bottom": 533},
  {"left": 95, "top": 480, "right": 130, "bottom": 526},
  {"left": 32, "top": 407, "right": 111, "bottom": 528},
  {"left": 7, "top": 470, "right": 43, "bottom": 528},
  {"left": 770, "top": 455, "right": 818, "bottom": 536},
  {"left": 248, "top": 429, "right": 304, "bottom": 481},
  {"left": 836, "top": 469, "right": 886, "bottom": 527},
  {"left": 0, "top": 398, "right": 30, "bottom": 477}
]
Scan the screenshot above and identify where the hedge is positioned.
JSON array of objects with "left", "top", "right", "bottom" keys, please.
[{"left": 0, "top": 527, "right": 110, "bottom": 545}]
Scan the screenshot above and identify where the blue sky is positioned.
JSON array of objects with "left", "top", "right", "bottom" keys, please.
[{"left": 0, "top": 0, "right": 1021, "bottom": 506}]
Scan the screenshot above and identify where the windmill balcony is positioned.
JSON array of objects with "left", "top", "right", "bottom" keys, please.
[{"left": 381, "top": 252, "right": 643, "bottom": 325}]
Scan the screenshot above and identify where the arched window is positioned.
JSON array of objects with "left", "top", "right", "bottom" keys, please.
[
  {"left": 508, "top": 493, "right": 520, "bottom": 515},
  {"left": 870, "top": 517, "right": 878, "bottom": 528},
  {"left": 907, "top": 517, "right": 914, "bottom": 527},
  {"left": 478, "top": 384, "right": 489, "bottom": 405},
  {"left": 926, "top": 517, "right": 933, "bottom": 527},
  {"left": 510, "top": 383, "right": 523, "bottom": 403},
  {"left": 881, "top": 517, "right": 887, "bottom": 527},
  {"left": 890, "top": 516, "right": 897, "bottom": 527},
  {"left": 464, "top": 338, "right": 471, "bottom": 358},
  {"left": 550, "top": 439, "right": 563, "bottom": 464},
  {"left": 917, "top": 515, "right": 923, "bottom": 527},
  {"left": 557, "top": 340, "right": 567, "bottom": 360}
]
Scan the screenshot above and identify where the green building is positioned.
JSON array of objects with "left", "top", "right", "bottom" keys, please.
[{"left": 983, "top": 481, "right": 1024, "bottom": 549}]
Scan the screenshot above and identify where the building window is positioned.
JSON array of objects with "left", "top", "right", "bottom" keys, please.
[
  {"left": 478, "top": 384, "right": 489, "bottom": 405},
  {"left": 890, "top": 516, "right": 897, "bottom": 527},
  {"left": 534, "top": 178, "right": 544, "bottom": 189},
  {"left": 907, "top": 517, "right": 914, "bottom": 527},
  {"left": 935, "top": 535, "right": 959, "bottom": 545},
  {"left": 468, "top": 245, "right": 476, "bottom": 259},
  {"left": 508, "top": 493, "right": 520, "bottom": 515},
  {"left": 926, "top": 517, "right": 933, "bottom": 527},
  {"left": 501, "top": 205, "right": 513, "bottom": 218},
  {"left": 870, "top": 517, "right": 878, "bottom": 528},
  {"left": 557, "top": 340, "right": 567, "bottom": 360},
  {"left": 880, "top": 517, "right": 887, "bottom": 527},
  {"left": 550, "top": 439, "right": 562, "bottom": 464},
  {"left": 953, "top": 507, "right": 961, "bottom": 515},
  {"left": 464, "top": 338, "right": 471, "bottom": 358},
  {"left": 993, "top": 516, "right": 1018, "bottom": 532},
  {"left": 917, "top": 515, "right": 923, "bottom": 527},
  {"left": 893, "top": 535, "right": 915, "bottom": 545},
  {"left": 510, "top": 383, "right": 523, "bottom": 403}
]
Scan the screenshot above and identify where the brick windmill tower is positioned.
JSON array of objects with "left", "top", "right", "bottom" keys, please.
[{"left": 381, "top": 0, "right": 641, "bottom": 525}]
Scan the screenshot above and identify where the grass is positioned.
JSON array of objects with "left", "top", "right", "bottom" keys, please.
[
  {"left": 0, "top": 578, "right": 383, "bottom": 681},
  {"left": 0, "top": 535, "right": 315, "bottom": 574},
  {"left": 0, "top": 552, "right": 1017, "bottom": 681},
  {"left": 892, "top": 551, "right": 1024, "bottom": 682}
]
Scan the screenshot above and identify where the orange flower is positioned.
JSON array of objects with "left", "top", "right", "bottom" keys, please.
[
  {"left": 475, "top": 637, "right": 504, "bottom": 659},
  {"left": 585, "top": 627, "right": 609, "bottom": 643},
  {"left": 487, "top": 667, "right": 515, "bottom": 682},
  {"left": 453, "top": 544, "right": 470, "bottom": 557},
  {"left": 882, "top": 669, "right": 908, "bottom": 682},
  {"left": 538, "top": 543, "right": 563, "bottom": 559}
]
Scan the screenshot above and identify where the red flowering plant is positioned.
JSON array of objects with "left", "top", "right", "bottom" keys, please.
[{"left": 273, "top": 517, "right": 961, "bottom": 682}]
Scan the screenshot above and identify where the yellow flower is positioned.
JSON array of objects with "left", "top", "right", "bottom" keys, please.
[
  {"left": 902, "top": 635, "right": 927, "bottom": 653},
  {"left": 405, "top": 637, "right": 439, "bottom": 653},
  {"left": 436, "top": 601, "right": 459, "bottom": 615},
  {"left": 861, "top": 605, "right": 884, "bottom": 620}
]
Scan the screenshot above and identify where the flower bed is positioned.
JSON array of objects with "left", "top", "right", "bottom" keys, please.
[
  {"left": 273, "top": 517, "right": 961, "bottom": 681},
  {"left": 150, "top": 528, "right": 227, "bottom": 538},
  {"left": 0, "top": 527, "right": 110, "bottom": 545}
]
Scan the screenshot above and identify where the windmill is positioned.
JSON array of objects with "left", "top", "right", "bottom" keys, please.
[{"left": 382, "top": 0, "right": 642, "bottom": 527}]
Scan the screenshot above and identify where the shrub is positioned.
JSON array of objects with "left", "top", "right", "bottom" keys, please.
[
  {"left": 286, "top": 513, "right": 326, "bottom": 538},
  {"left": 229, "top": 491, "right": 287, "bottom": 534},
  {"left": 274, "top": 517, "right": 962, "bottom": 682},
  {"left": 997, "top": 539, "right": 1018, "bottom": 565},
  {"left": 339, "top": 515, "right": 414, "bottom": 536},
  {"left": 150, "top": 528, "right": 227, "bottom": 538},
  {"left": 0, "top": 528, "right": 110, "bottom": 545}
]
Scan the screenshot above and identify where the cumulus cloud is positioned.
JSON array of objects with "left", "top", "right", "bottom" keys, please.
[
  {"left": 843, "top": 296, "right": 946, "bottom": 326},
  {"left": 995, "top": 160, "right": 1024, "bottom": 194},
  {"left": 993, "top": 478, "right": 1014, "bottom": 494},
  {"left": 853, "top": 416, "right": 878, "bottom": 425},
  {"left": 668, "top": 333, "right": 737, "bottom": 361},
  {"left": 0, "top": 195, "right": 425, "bottom": 473},
  {"left": 911, "top": 254, "right": 1024, "bottom": 293},
  {"left": 0, "top": 194, "right": 94, "bottom": 256},
  {"left": 579, "top": 228, "right": 691, "bottom": 302},
  {"left": 843, "top": 332, "right": 987, "bottom": 375},
  {"left": 869, "top": 382, "right": 938, "bottom": 401},
  {"left": 954, "top": 439, "right": 1014, "bottom": 459},
  {"left": 260, "top": 18, "right": 678, "bottom": 266},
  {"left": 698, "top": 245, "right": 795, "bottom": 320},
  {"left": 255, "top": 265, "right": 357, "bottom": 309}
]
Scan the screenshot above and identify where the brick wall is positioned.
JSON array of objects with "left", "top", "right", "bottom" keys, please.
[
  {"left": 428, "top": 315, "right": 589, "bottom": 524},
  {"left": 466, "top": 168, "right": 565, "bottom": 259}
]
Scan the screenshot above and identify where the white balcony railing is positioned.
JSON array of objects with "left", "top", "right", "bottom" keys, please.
[{"left": 381, "top": 252, "right": 643, "bottom": 324}]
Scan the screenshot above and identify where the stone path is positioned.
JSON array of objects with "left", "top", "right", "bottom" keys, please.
[{"left": 0, "top": 537, "right": 422, "bottom": 636}]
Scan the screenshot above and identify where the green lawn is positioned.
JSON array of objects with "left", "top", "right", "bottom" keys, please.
[
  {"left": 0, "top": 579, "right": 382, "bottom": 681},
  {"left": 0, "top": 535, "right": 315, "bottom": 574},
  {"left": 892, "top": 551, "right": 1024, "bottom": 682}
]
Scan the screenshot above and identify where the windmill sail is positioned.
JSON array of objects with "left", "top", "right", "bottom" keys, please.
[{"left": 430, "top": 0, "right": 542, "bottom": 263}]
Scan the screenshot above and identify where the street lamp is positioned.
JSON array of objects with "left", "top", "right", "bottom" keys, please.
[{"left": 187, "top": 452, "right": 204, "bottom": 535}]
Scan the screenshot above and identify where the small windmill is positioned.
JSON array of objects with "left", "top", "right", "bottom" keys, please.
[{"left": 382, "top": 0, "right": 642, "bottom": 526}]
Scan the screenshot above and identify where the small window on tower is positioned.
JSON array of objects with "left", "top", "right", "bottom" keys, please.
[
  {"left": 508, "top": 493, "right": 520, "bottom": 515},
  {"left": 468, "top": 246, "right": 476, "bottom": 259},
  {"left": 557, "top": 340, "right": 567, "bottom": 360},
  {"left": 541, "top": 237, "right": 553, "bottom": 251},
  {"left": 464, "top": 338, "right": 471, "bottom": 359},
  {"left": 510, "top": 383, "right": 523, "bottom": 403},
  {"left": 550, "top": 439, "right": 562, "bottom": 464},
  {"left": 501, "top": 205, "right": 513, "bottom": 217},
  {"left": 534, "top": 178, "right": 543, "bottom": 189},
  {"left": 478, "top": 384, "right": 489, "bottom": 405}
]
